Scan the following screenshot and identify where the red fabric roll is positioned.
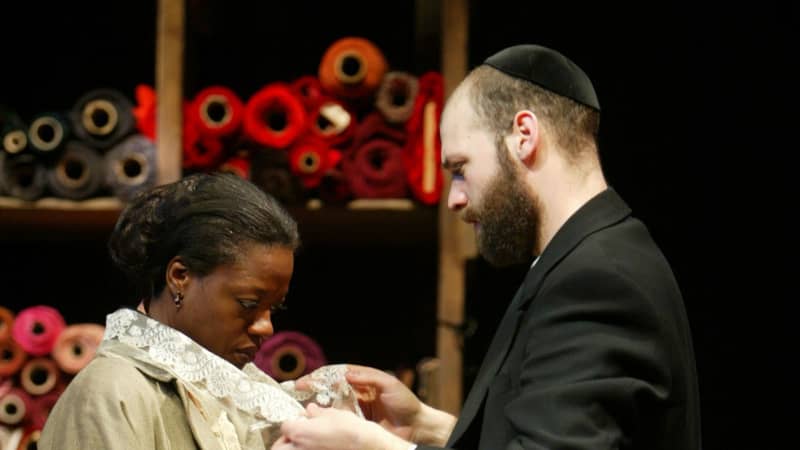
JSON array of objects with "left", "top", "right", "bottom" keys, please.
[
  {"left": 288, "top": 138, "right": 342, "bottom": 189},
  {"left": 183, "top": 102, "right": 226, "bottom": 171},
  {"left": 28, "top": 383, "right": 65, "bottom": 430},
  {"left": 132, "top": 84, "right": 157, "bottom": 141},
  {"left": 189, "top": 86, "right": 244, "bottom": 139},
  {"left": 19, "top": 358, "right": 59, "bottom": 396},
  {"left": 0, "top": 388, "right": 31, "bottom": 426},
  {"left": 219, "top": 152, "right": 252, "bottom": 180},
  {"left": 0, "top": 340, "right": 26, "bottom": 377},
  {"left": 319, "top": 37, "right": 388, "bottom": 100},
  {"left": 10, "top": 306, "right": 65, "bottom": 357},
  {"left": 404, "top": 72, "right": 445, "bottom": 205},
  {"left": 254, "top": 331, "right": 326, "bottom": 382},
  {"left": 343, "top": 138, "right": 408, "bottom": 199},
  {"left": 52, "top": 323, "right": 104, "bottom": 375},
  {"left": 351, "top": 111, "right": 406, "bottom": 150},
  {"left": 308, "top": 98, "right": 357, "bottom": 147},
  {"left": 0, "top": 307, "right": 13, "bottom": 343},
  {"left": 243, "top": 83, "right": 307, "bottom": 149},
  {"left": 291, "top": 76, "right": 325, "bottom": 111}
]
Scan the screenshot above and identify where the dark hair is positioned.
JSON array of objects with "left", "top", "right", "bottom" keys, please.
[
  {"left": 467, "top": 65, "right": 600, "bottom": 165},
  {"left": 108, "top": 172, "right": 300, "bottom": 299}
]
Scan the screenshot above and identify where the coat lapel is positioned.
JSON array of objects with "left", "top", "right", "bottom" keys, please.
[{"left": 447, "top": 188, "right": 632, "bottom": 446}]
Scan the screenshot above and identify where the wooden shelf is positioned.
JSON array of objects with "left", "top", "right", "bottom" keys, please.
[{"left": 0, "top": 196, "right": 124, "bottom": 239}]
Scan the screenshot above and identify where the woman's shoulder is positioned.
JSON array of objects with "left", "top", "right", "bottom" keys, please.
[{"left": 64, "top": 354, "right": 163, "bottom": 401}]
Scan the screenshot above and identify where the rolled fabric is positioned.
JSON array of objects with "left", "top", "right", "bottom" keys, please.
[
  {"left": 28, "top": 383, "right": 64, "bottom": 429},
  {"left": 1, "top": 109, "right": 28, "bottom": 155},
  {"left": 343, "top": 138, "right": 408, "bottom": 199},
  {"left": 70, "top": 88, "right": 135, "bottom": 149},
  {"left": 254, "top": 331, "right": 326, "bottom": 381},
  {"left": 404, "top": 72, "right": 445, "bottom": 205},
  {"left": 52, "top": 323, "right": 104, "bottom": 374},
  {"left": 190, "top": 86, "right": 244, "bottom": 139},
  {"left": 19, "top": 358, "right": 59, "bottom": 396},
  {"left": 0, "top": 422, "right": 23, "bottom": 450},
  {"left": 291, "top": 76, "right": 325, "bottom": 110},
  {"left": 45, "top": 141, "right": 104, "bottom": 200},
  {"left": 308, "top": 98, "right": 356, "bottom": 147},
  {"left": 16, "top": 428, "right": 40, "bottom": 450},
  {"left": 218, "top": 152, "right": 251, "bottom": 180},
  {"left": 27, "top": 113, "right": 69, "bottom": 155},
  {"left": 132, "top": 84, "right": 157, "bottom": 140},
  {"left": 0, "top": 152, "right": 48, "bottom": 201},
  {"left": 318, "top": 37, "right": 388, "bottom": 100},
  {"left": 0, "top": 307, "right": 13, "bottom": 342},
  {"left": 243, "top": 83, "right": 307, "bottom": 149},
  {"left": 10, "top": 306, "right": 66, "bottom": 357},
  {"left": 0, "top": 388, "right": 31, "bottom": 426},
  {"left": 249, "top": 148, "right": 303, "bottom": 205},
  {"left": 182, "top": 110, "right": 226, "bottom": 172},
  {"left": 350, "top": 111, "right": 406, "bottom": 150},
  {"left": 105, "top": 134, "right": 157, "bottom": 202},
  {"left": 375, "top": 72, "right": 420, "bottom": 124},
  {"left": 288, "top": 138, "right": 342, "bottom": 190},
  {"left": 0, "top": 340, "right": 26, "bottom": 377}
]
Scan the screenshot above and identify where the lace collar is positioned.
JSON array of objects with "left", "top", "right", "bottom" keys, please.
[{"left": 101, "top": 308, "right": 307, "bottom": 424}]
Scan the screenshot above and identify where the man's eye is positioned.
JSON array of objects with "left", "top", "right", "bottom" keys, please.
[{"left": 238, "top": 299, "right": 259, "bottom": 309}]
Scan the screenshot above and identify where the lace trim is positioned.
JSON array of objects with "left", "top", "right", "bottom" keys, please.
[{"left": 102, "top": 309, "right": 359, "bottom": 425}]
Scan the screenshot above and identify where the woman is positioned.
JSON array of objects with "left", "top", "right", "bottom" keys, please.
[{"left": 39, "top": 173, "right": 359, "bottom": 450}]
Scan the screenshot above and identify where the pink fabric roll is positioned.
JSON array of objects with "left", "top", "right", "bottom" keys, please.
[
  {"left": 0, "top": 388, "right": 32, "bottom": 426},
  {"left": 52, "top": 324, "right": 104, "bottom": 374},
  {"left": 254, "top": 331, "right": 326, "bottom": 382},
  {"left": 10, "top": 306, "right": 66, "bottom": 357},
  {"left": 19, "top": 358, "right": 59, "bottom": 396}
]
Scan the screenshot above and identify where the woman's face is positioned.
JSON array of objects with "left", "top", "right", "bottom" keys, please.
[{"left": 172, "top": 244, "right": 294, "bottom": 368}]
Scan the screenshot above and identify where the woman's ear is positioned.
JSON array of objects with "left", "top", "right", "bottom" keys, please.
[
  {"left": 165, "top": 256, "right": 190, "bottom": 295},
  {"left": 513, "top": 110, "right": 539, "bottom": 163}
]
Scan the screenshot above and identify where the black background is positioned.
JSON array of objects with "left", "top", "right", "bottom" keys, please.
[{"left": 1, "top": 1, "right": 797, "bottom": 448}]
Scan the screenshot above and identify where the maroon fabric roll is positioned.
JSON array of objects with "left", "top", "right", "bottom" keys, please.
[
  {"left": 0, "top": 388, "right": 31, "bottom": 426},
  {"left": 28, "top": 383, "right": 65, "bottom": 429},
  {"left": 254, "top": 331, "right": 326, "bottom": 382},
  {"left": 243, "top": 83, "right": 307, "bottom": 149},
  {"left": 291, "top": 76, "right": 325, "bottom": 111},
  {"left": 190, "top": 86, "right": 244, "bottom": 139},
  {"left": 10, "top": 306, "right": 65, "bottom": 357},
  {"left": 350, "top": 111, "right": 406, "bottom": 150},
  {"left": 342, "top": 138, "right": 408, "bottom": 199}
]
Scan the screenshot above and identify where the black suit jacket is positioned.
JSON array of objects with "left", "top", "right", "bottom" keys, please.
[{"left": 420, "top": 188, "right": 701, "bottom": 450}]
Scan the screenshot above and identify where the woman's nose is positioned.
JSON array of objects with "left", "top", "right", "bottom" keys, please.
[{"left": 248, "top": 310, "right": 274, "bottom": 337}]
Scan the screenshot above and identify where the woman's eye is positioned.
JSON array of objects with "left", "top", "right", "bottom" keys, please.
[{"left": 238, "top": 299, "right": 259, "bottom": 309}]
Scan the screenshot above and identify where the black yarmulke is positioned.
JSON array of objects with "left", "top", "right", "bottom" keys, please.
[{"left": 483, "top": 44, "right": 600, "bottom": 111}]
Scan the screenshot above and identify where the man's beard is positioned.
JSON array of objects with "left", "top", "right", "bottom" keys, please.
[{"left": 463, "top": 149, "right": 541, "bottom": 267}]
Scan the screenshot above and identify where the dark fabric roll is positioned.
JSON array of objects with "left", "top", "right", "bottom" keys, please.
[
  {"left": 45, "top": 141, "right": 104, "bottom": 200},
  {"left": 342, "top": 138, "right": 408, "bottom": 199},
  {"left": 375, "top": 72, "right": 420, "bottom": 124},
  {"left": 243, "top": 83, "right": 307, "bottom": 149},
  {"left": 19, "top": 358, "right": 59, "bottom": 396},
  {"left": 70, "top": 89, "right": 135, "bottom": 149},
  {"left": 318, "top": 37, "right": 388, "bottom": 100},
  {"left": 132, "top": 84, "right": 157, "bottom": 140},
  {"left": 287, "top": 138, "right": 342, "bottom": 189},
  {"left": 190, "top": 86, "right": 244, "bottom": 139},
  {"left": 291, "top": 76, "right": 325, "bottom": 111},
  {"left": 249, "top": 148, "right": 303, "bottom": 205},
  {"left": 308, "top": 98, "right": 356, "bottom": 147},
  {"left": 1, "top": 108, "right": 28, "bottom": 155},
  {"left": 28, "top": 113, "right": 69, "bottom": 155},
  {"left": 104, "top": 134, "right": 157, "bottom": 202},
  {"left": 0, "top": 152, "right": 47, "bottom": 201}
]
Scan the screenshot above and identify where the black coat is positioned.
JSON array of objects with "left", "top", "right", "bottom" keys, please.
[{"left": 420, "top": 188, "right": 701, "bottom": 450}]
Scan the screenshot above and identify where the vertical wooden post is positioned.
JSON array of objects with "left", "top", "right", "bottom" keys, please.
[
  {"left": 436, "top": 0, "right": 470, "bottom": 416},
  {"left": 156, "top": 0, "right": 185, "bottom": 185}
]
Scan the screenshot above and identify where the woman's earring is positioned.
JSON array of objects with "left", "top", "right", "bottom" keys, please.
[{"left": 173, "top": 291, "right": 184, "bottom": 309}]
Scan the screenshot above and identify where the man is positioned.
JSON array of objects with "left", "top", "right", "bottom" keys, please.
[{"left": 273, "top": 44, "right": 701, "bottom": 450}]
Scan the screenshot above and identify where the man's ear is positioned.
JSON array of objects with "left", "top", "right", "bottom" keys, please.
[
  {"left": 512, "top": 110, "right": 540, "bottom": 164},
  {"left": 165, "top": 256, "right": 190, "bottom": 296}
]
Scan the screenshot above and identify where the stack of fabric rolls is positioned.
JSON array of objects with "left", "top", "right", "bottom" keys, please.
[
  {"left": 131, "top": 36, "right": 444, "bottom": 206},
  {"left": 0, "top": 90, "right": 156, "bottom": 202},
  {"left": 0, "top": 306, "right": 104, "bottom": 450}
]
